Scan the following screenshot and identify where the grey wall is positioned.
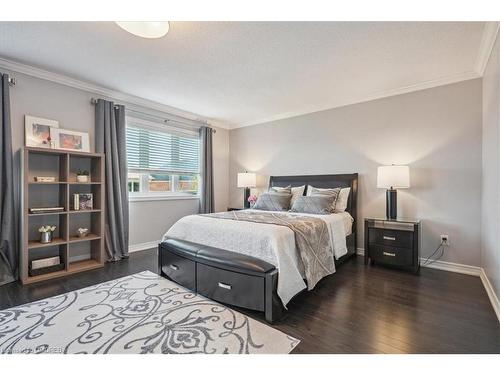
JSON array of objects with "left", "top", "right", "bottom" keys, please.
[
  {"left": 482, "top": 34, "right": 500, "bottom": 296},
  {"left": 229, "top": 79, "right": 483, "bottom": 266},
  {"left": 6, "top": 70, "right": 230, "bottom": 252}
]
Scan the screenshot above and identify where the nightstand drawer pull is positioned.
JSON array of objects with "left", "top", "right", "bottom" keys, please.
[
  {"left": 383, "top": 236, "right": 396, "bottom": 241},
  {"left": 218, "top": 282, "right": 232, "bottom": 290},
  {"left": 383, "top": 251, "right": 396, "bottom": 257},
  {"left": 169, "top": 264, "right": 179, "bottom": 271}
]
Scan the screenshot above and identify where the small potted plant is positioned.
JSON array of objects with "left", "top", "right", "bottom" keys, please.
[
  {"left": 76, "top": 169, "right": 90, "bottom": 183},
  {"left": 38, "top": 225, "right": 57, "bottom": 244}
]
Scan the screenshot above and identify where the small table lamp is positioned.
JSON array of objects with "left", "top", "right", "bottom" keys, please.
[
  {"left": 237, "top": 172, "right": 256, "bottom": 209},
  {"left": 377, "top": 165, "right": 410, "bottom": 220}
]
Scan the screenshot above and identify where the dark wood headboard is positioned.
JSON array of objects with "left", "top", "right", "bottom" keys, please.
[{"left": 268, "top": 173, "right": 358, "bottom": 231}]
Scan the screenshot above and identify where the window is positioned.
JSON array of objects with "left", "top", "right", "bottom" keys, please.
[{"left": 126, "top": 117, "right": 200, "bottom": 199}]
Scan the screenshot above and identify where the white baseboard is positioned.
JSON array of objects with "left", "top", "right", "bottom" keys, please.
[
  {"left": 479, "top": 269, "right": 500, "bottom": 323},
  {"left": 419, "top": 259, "right": 481, "bottom": 276},
  {"left": 357, "top": 247, "right": 499, "bottom": 322},
  {"left": 356, "top": 247, "right": 480, "bottom": 275},
  {"left": 129, "top": 240, "right": 159, "bottom": 253}
]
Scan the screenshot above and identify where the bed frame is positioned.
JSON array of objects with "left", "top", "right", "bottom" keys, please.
[{"left": 159, "top": 173, "right": 358, "bottom": 323}]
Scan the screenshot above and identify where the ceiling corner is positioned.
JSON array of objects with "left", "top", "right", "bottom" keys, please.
[{"left": 474, "top": 21, "right": 500, "bottom": 76}]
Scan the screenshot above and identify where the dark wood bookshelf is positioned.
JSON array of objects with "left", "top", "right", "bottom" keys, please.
[{"left": 21, "top": 146, "right": 105, "bottom": 285}]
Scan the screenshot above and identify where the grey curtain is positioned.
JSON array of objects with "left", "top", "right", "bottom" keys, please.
[
  {"left": 0, "top": 73, "right": 17, "bottom": 285},
  {"left": 95, "top": 99, "right": 129, "bottom": 261},
  {"left": 200, "top": 126, "right": 214, "bottom": 213}
]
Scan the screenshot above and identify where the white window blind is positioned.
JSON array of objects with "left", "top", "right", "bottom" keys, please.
[{"left": 126, "top": 123, "right": 200, "bottom": 176}]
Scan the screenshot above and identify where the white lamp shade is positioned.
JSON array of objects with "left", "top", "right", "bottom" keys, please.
[
  {"left": 237, "top": 172, "right": 256, "bottom": 188},
  {"left": 377, "top": 165, "right": 410, "bottom": 189}
]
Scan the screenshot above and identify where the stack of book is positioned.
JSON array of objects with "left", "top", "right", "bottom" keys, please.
[{"left": 29, "top": 207, "right": 64, "bottom": 214}]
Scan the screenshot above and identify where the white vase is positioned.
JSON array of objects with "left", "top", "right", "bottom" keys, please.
[{"left": 76, "top": 175, "right": 89, "bottom": 183}]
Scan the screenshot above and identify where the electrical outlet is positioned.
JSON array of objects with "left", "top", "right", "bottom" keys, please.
[{"left": 440, "top": 235, "right": 450, "bottom": 246}]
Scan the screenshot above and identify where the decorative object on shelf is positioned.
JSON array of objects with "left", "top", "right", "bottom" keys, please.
[
  {"left": 29, "top": 207, "right": 64, "bottom": 214},
  {"left": 76, "top": 170, "right": 90, "bottom": 183},
  {"left": 237, "top": 172, "right": 256, "bottom": 209},
  {"left": 51, "top": 128, "right": 90, "bottom": 152},
  {"left": 31, "top": 256, "right": 61, "bottom": 270},
  {"left": 34, "top": 176, "right": 56, "bottom": 182},
  {"left": 24, "top": 115, "right": 59, "bottom": 148},
  {"left": 77, "top": 228, "right": 89, "bottom": 238},
  {"left": 377, "top": 165, "right": 410, "bottom": 220},
  {"left": 38, "top": 225, "right": 56, "bottom": 244},
  {"left": 73, "top": 193, "right": 93, "bottom": 210},
  {"left": 248, "top": 194, "right": 258, "bottom": 208},
  {"left": 29, "top": 255, "right": 64, "bottom": 276}
]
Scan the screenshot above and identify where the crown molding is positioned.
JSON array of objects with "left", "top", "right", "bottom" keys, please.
[
  {"left": 0, "top": 56, "right": 232, "bottom": 130},
  {"left": 474, "top": 21, "right": 500, "bottom": 76},
  {"left": 232, "top": 70, "right": 480, "bottom": 129}
]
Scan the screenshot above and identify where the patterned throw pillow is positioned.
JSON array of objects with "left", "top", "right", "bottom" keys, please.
[
  {"left": 307, "top": 186, "right": 341, "bottom": 211},
  {"left": 270, "top": 185, "right": 305, "bottom": 206},
  {"left": 253, "top": 192, "right": 292, "bottom": 212},
  {"left": 269, "top": 186, "right": 292, "bottom": 194},
  {"left": 290, "top": 195, "right": 336, "bottom": 215}
]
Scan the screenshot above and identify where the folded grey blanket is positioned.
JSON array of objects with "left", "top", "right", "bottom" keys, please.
[{"left": 202, "top": 211, "right": 334, "bottom": 290}]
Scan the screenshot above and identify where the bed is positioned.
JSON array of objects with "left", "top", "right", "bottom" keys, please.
[{"left": 158, "top": 173, "right": 358, "bottom": 322}]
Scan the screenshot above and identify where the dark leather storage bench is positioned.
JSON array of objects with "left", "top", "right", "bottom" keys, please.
[{"left": 158, "top": 239, "right": 284, "bottom": 323}]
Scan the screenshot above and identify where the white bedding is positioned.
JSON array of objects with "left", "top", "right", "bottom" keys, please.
[{"left": 163, "top": 209, "right": 353, "bottom": 307}]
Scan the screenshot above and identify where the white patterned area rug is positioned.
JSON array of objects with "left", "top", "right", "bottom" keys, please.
[{"left": 0, "top": 271, "right": 299, "bottom": 354}]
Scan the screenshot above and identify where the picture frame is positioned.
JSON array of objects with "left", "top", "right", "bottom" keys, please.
[
  {"left": 51, "top": 128, "right": 90, "bottom": 152},
  {"left": 24, "top": 115, "right": 59, "bottom": 148}
]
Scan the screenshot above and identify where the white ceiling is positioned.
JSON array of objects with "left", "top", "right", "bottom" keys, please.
[{"left": 0, "top": 22, "right": 490, "bottom": 128}]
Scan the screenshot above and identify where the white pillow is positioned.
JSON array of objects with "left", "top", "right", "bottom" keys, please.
[{"left": 335, "top": 187, "right": 351, "bottom": 212}]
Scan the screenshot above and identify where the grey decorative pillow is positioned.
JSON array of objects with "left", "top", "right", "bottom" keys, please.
[
  {"left": 269, "top": 185, "right": 292, "bottom": 194},
  {"left": 308, "top": 186, "right": 341, "bottom": 211},
  {"left": 253, "top": 192, "right": 292, "bottom": 211},
  {"left": 290, "top": 195, "right": 336, "bottom": 215}
]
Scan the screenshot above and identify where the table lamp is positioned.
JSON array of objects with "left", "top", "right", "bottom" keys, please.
[
  {"left": 377, "top": 165, "right": 410, "bottom": 220},
  {"left": 237, "top": 172, "right": 256, "bottom": 209}
]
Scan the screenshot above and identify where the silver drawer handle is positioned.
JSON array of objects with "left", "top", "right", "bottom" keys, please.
[
  {"left": 383, "top": 251, "right": 396, "bottom": 257},
  {"left": 383, "top": 236, "right": 396, "bottom": 241},
  {"left": 218, "top": 282, "right": 232, "bottom": 290},
  {"left": 169, "top": 264, "right": 179, "bottom": 271}
]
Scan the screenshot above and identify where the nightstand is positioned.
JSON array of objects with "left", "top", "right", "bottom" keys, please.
[{"left": 364, "top": 218, "right": 421, "bottom": 273}]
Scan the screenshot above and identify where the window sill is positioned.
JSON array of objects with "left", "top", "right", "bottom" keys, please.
[{"left": 129, "top": 194, "right": 200, "bottom": 202}]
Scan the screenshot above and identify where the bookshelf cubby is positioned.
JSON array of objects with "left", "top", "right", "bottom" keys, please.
[{"left": 21, "top": 147, "right": 105, "bottom": 284}]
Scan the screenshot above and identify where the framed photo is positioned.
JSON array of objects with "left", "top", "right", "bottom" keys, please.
[
  {"left": 25, "top": 115, "right": 59, "bottom": 148},
  {"left": 51, "top": 128, "right": 90, "bottom": 152}
]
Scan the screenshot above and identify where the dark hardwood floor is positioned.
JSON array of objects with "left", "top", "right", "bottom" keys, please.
[{"left": 1, "top": 249, "right": 498, "bottom": 354}]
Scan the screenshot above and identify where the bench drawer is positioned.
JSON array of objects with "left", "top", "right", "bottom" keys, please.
[
  {"left": 196, "top": 263, "right": 265, "bottom": 311},
  {"left": 369, "top": 244, "right": 414, "bottom": 267},
  {"left": 368, "top": 228, "right": 413, "bottom": 249},
  {"left": 161, "top": 250, "right": 196, "bottom": 291}
]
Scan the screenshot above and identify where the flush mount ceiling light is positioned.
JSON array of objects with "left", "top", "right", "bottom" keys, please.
[{"left": 115, "top": 22, "right": 169, "bottom": 39}]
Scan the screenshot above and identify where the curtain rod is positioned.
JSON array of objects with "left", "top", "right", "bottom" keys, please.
[{"left": 90, "top": 98, "right": 216, "bottom": 133}]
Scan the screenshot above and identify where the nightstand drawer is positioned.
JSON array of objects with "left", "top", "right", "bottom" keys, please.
[
  {"left": 368, "top": 228, "right": 413, "bottom": 249},
  {"left": 369, "top": 244, "right": 414, "bottom": 266}
]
